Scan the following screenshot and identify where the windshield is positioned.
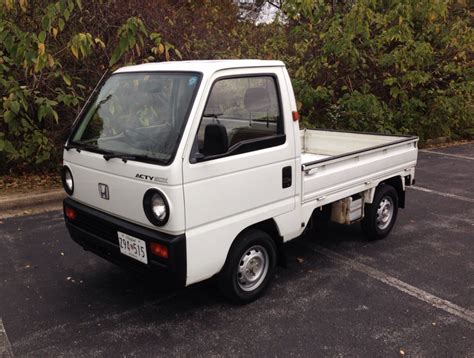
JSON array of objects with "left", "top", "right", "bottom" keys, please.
[{"left": 70, "top": 72, "right": 201, "bottom": 164}]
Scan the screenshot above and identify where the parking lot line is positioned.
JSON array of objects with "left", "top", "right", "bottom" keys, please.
[
  {"left": 419, "top": 150, "right": 474, "bottom": 161},
  {"left": 0, "top": 318, "right": 14, "bottom": 358},
  {"left": 301, "top": 244, "right": 474, "bottom": 325},
  {"left": 408, "top": 186, "right": 474, "bottom": 204}
]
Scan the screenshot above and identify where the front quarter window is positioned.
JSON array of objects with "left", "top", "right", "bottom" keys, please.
[{"left": 70, "top": 72, "right": 200, "bottom": 164}]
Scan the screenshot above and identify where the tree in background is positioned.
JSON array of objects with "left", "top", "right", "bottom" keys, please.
[
  {"left": 281, "top": 0, "right": 473, "bottom": 140},
  {"left": 0, "top": 0, "right": 472, "bottom": 175},
  {"left": 0, "top": 0, "right": 247, "bottom": 173}
]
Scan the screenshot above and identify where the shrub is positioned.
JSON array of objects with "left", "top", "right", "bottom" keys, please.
[
  {"left": 0, "top": 0, "right": 472, "bottom": 175},
  {"left": 283, "top": 0, "right": 473, "bottom": 143}
]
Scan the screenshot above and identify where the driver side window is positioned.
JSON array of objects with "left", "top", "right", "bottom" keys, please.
[{"left": 194, "top": 75, "right": 284, "bottom": 161}]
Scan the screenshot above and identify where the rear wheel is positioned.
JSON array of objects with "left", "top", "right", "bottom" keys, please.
[
  {"left": 362, "top": 183, "right": 399, "bottom": 240},
  {"left": 218, "top": 229, "right": 277, "bottom": 304}
]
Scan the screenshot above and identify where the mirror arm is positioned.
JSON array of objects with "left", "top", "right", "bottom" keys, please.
[{"left": 193, "top": 152, "right": 206, "bottom": 162}]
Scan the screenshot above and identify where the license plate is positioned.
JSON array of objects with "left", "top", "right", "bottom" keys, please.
[{"left": 117, "top": 232, "right": 148, "bottom": 264}]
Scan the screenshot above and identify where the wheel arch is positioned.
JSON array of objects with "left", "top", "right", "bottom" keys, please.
[
  {"left": 233, "top": 218, "right": 286, "bottom": 267},
  {"left": 381, "top": 176, "right": 405, "bottom": 208}
]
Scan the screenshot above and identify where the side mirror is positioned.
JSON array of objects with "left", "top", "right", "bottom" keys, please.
[{"left": 193, "top": 152, "right": 206, "bottom": 162}]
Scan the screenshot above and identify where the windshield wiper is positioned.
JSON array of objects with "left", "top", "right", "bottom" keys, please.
[
  {"left": 64, "top": 143, "right": 82, "bottom": 152},
  {"left": 64, "top": 142, "right": 97, "bottom": 153},
  {"left": 103, "top": 152, "right": 168, "bottom": 165},
  {"left": 103, "top": 153, "right": 138, "bottom": 163}
]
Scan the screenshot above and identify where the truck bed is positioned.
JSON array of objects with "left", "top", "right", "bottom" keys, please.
[{"left": 300, "top": 129, "right": 418, "bottom": 206}]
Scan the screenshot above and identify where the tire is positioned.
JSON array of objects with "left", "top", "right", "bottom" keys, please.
[
  {"left": 361, "top": 183, "right": 399, "bottom": 240},
  {"left": 218, "top": 229, "right": 277, "bottom": 304}
]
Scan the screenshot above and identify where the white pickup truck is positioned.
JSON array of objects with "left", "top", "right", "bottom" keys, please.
[{"left": 62, "top": 60, "right": 418, "bottom": 303}]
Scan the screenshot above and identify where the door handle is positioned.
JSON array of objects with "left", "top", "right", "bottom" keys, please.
[{"left": 282, "top": 166, "right": 292, "bottom": 188}]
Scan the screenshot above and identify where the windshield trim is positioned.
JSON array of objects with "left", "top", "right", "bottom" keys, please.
[{"left": 66, "top": 70, "right": 203, "bottom": 166}]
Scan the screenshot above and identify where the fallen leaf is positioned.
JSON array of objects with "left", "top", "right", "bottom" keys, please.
[
  {"left": 297, "top": 257, "right": 304, "bottom": 263},
  {"left": 60, "top": 252, "right": 65, "bottom": 256},
  {"left": 38, "top": 42, "right": 45, "bottom": 55},
  {"left": 66, "top": 276, "right": 72, "bottom": 281},
  {"left": 400, "top": 350, "right": 405, "bottom": 356}
]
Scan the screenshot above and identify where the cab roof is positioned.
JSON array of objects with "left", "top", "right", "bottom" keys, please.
[{"left": 114, "top": 59, "right": 285, "bottom": 76}]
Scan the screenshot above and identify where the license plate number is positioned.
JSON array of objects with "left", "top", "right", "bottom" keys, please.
[{"left": 117, "top": 232, "right": 148, "bottom": 264}]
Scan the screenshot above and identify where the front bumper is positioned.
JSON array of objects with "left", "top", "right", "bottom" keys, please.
[{"left": 63, "top": 198, "right": 186, "bottom": 286}]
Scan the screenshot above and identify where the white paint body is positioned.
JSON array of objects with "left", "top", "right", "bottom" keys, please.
[{"left": 63, "top": 60, "right": 418, "bottom": 286}]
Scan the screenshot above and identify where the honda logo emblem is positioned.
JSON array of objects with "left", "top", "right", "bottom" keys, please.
[{"left": 98, "top": 183, "right": 109, "bottom": 200}]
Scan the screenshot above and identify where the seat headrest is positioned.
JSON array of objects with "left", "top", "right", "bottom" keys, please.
[
  {"left": 244, "top": 87, "right": 270, "bottom": 112},
  {"left": 202, "top": 123, "right": 229, "bottom": 156}
]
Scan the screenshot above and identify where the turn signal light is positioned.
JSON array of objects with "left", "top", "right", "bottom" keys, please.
[
  {"left": 292, "top": 111, "right": 299, "bottom": 121},
  {"left": 65, "top": 207, "right": 77, "bottom": 220},
  {"left": 150, "top": 242, "right": 169, "bottom": 259}
]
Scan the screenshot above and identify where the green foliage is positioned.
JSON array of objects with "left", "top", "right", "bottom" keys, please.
[
  {"left": 0, "top": 0, "right": 80, "bottom": 168},
  {"left": 284, "top": 0, "right": 473, "bottom": 142},
  {"left": 109, "top": 17, "right": 147, "bottom": 65},
  {"left": 0, "top": 0, "right": 182, "bottom": 173},
  {"left": 0, "top": 0, "right": 472, "bottom": 175}
]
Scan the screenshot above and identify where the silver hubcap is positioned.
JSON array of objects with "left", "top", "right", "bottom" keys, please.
[
  {"left": 376, "top": 196, "right": 394, "bottom": 230},
  {"left": 237, "top": 245, "right": 269, "bottom": 292}
]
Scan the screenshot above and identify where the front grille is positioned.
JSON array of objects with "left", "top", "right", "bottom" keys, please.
[{"left": 74, "top": 209, "right": 119, "bottom": 245}]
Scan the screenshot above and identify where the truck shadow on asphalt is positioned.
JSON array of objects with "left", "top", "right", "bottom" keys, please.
[{"left": 67, "top": 222, "right": 371, "bottom": 313}]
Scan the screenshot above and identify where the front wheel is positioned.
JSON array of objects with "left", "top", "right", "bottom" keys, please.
[
  {"left": 361, "top": 183, "right": 399, "bottom": 240},
  {"left": 218, "top": 229, "right": 277, "bottom": 304}
]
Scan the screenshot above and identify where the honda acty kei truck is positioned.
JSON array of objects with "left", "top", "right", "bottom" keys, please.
[{"left": 62, "top": 60, "right": 418, "bottom": 303}]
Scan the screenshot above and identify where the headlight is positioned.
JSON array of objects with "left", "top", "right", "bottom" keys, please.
[
  {"left": 143, "top": 189, "right": 169, "bottom": 226},
  {"left": 61, "top": 166, "right": 74, "bottom": 195}
]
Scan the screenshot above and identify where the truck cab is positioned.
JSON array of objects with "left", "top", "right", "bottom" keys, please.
[{"left": 62, "top": 60, "right": 418, "bottom": 303}]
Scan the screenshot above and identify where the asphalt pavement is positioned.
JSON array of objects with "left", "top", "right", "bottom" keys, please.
[{"left": 0, "top": 143, "right": 473, "bottom": 357}]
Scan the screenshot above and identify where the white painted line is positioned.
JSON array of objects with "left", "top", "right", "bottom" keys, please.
[
  {"left": 420, "top": 150, "right": 474, "bottom": 161},
  {"left": 408, "top": 186, "right": 474, "bottom": 204},
  {"left": 303, "top": 244, "right": 474, "bottom": 325},
  {"left": 0, "top": 318, "right": 14, "bottom": 358}
]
